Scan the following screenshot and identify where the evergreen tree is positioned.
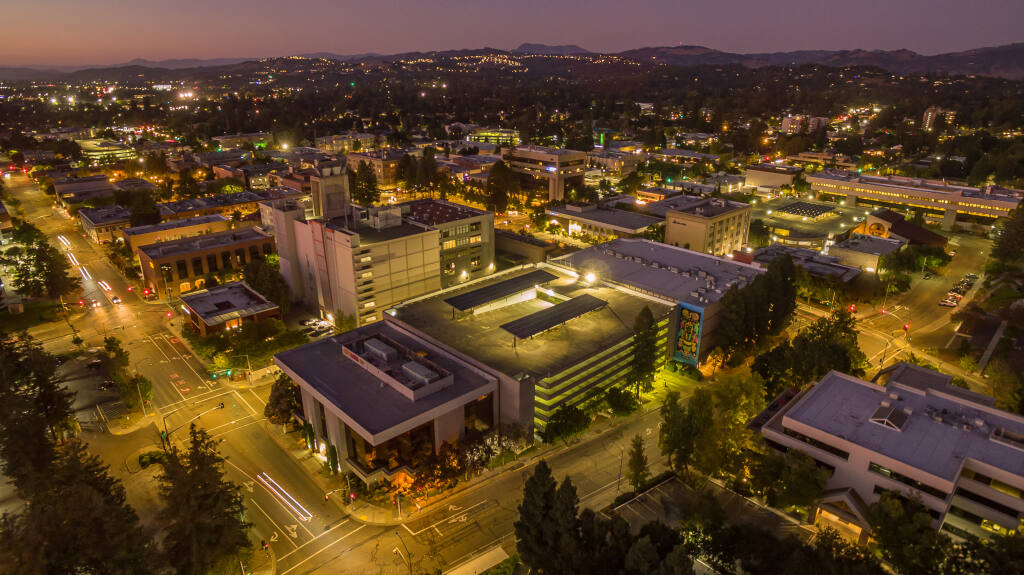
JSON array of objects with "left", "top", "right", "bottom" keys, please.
[
  {"left": 350, "top": 161, "right": 379, "bottom": 206},
  {"left": 417, "top": 146, "right": 438, "bottom": 189},
  {"left": 514, "top": 460, "right": 559, "bottom": 571},
  {"left": 626, "top": 433, "right": 650, "bottom": 490},
  {"left": 485, "top": 160, "right": 514, "bottom": 213},
  {"left": 158, "top": 425, "right": 250, "bottom": 575},
  {"left": 993, "top": 207, "right": 1024, "bottom": 263},
  {"left": 242, "top": 255, "right": 291, "bottom": 315},
  {"left": 628, "top": 306, "right": 659, "bottom": 399},
  {"left": 264, "top": 374, "right": 301, "bottom": 425}
]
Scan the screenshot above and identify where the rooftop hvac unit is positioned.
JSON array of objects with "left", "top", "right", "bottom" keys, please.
[
  {"left": 364, "top": 338, "right": 397, "bottom": 362},
  {"left": 402, "top": 361, "right": 438, "bottom": 387}
]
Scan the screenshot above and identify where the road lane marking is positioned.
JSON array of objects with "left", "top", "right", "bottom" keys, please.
[
  {"left": 276, "top": 519, "right": 351, "bottom": 560},
  {"left": 211, "top": 418, "right": 265, "bottom": 438},
  {"left": 278, "top": 525, "right": 365, "bottom": 575},
  {"left": 234, "top": 390, "right": 258, "bottom": 416},
  {"left": 403, "top": 499, "right": 490, "bottom": 536},
  {"left": 145, "top": 336, "right": 186, "bottom": 402},
  {"left": 250, "top": 498, "right": 300, "bottom": 550},
  {"left": 248, "top": 388, "right": 267, "bottom": 407},
  {"left": 157, "top": 333, "right": 208, "bottom": 383}
]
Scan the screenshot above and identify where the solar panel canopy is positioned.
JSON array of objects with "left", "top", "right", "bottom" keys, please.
[
  {"left": 443, "top": 269, "right": 558, "bottom": 312},
  {"left": 500, "top": 294, "right": 608, "bottom": 339}
]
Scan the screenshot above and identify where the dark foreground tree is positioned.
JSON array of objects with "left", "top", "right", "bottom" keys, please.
[
  {"left": 158, "top": 425, "right": 250, "bottom": 575},
  {"left": 628, "top": 306, "right": 659, "bottom": 399},
  {"left": 627, "top": 433, "right": 650, "bottom": 490}
]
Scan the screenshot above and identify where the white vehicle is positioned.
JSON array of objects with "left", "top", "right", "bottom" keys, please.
[{"left": 938, "top": 299, "right": 957, "bottom": 307}]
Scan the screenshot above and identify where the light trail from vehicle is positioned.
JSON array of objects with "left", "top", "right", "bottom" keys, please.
[{"left": 257, "top": 472, "right": 313, "bottom": 521}]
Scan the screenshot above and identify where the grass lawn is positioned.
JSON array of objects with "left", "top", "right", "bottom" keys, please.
[{"left": 2, "top": 299, "right": 62, "bottom": 332}]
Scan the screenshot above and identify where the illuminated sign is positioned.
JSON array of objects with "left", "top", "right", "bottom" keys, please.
[{"left": 674, "top": 303, "right": 704, "bottom": 366}]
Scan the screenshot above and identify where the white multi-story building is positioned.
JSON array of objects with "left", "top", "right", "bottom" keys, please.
[
  {"left": 504, "top": 145, "right": 587, "bottom": 201},
  {"left": 809, "top": 170, "right": 1022, "bottom": 230},
  {"left": 760, "top": 362, "right": 1024, "bottom": 543}
]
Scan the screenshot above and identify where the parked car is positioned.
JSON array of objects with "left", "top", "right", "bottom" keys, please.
[
  {"left": 302, "top": 327, "right": 318, "bottom": 336},
  {"left": 938, "top": 300, "right": 957, "bottom": 307},
  {"left": 946, "top": 292, "right": 963, "bottom": 301},
  {"left": 923, "top": 272, "right": 932, "bottom": 280},
  {"left": 98, "top": 378, "right": 114, "bottom": 390},
  {"left": 300, "top": 318, "right": 320, "bottom": 326},
  {"left": 965, "top": 273, "right": 979, "bottom": 280},
  {"left": 87, "top": 359, "right": 103, "bottom": 369}
]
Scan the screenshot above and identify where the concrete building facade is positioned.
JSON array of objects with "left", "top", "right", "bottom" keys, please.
[
  {"left": 505, "top": 145, "right": 587, "bottom": 201},
  {"left": 664, "top": 197, "right": 751, "bottom": 256},
  {"left": 759, "top": 363, "right": 1024, "bottom": 543},
  {"left": 138, "top": 227, "right": 275, "bottom": 299}
]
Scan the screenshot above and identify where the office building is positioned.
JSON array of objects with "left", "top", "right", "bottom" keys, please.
[
  {"left": 809, "top": 170, "right": 1022, "bottom": 230},
  {"left": 780, "top": 115, "right": 829, "bottom": 135},
  {"left": 587, "top": 151, "right": 641, "bottom": 175},
  {"left": 180, "top": 281, "right": 280, "bottom": 336},
  {"left": 275, "top": 318, "right": 529, "bottom": 485},
  {"left": 345, "top": 149, "right": 409, "bottom": 189},
  {"left": 550, "top": 238, "right": 764, "bottom": 365},
  {"left": 212, "top": 162, "right": 288, "bottom": 190},
  {"left": 649, "top": 149, "right": 720, "bottom": 166},
  {"left": 112, "top": 178, "right": 158, "bottom": 194},
  {"left": 77, "top": 139, "right": 137, "bottom": 165},
  {"left": 399, "top": 199, "right": 495, "bottom": 287},
  {"left": 664, "top": 197, "right": 751, "bottom": 256},
  {"left": 390, "top": 264, "right": 673, "bottom": 430},
  {"left": 751, "top": 244, "right": 861, "bottom": 284},
  {"left": 758, "top": 362, "right": 1024, "bottom": 543},
  {"left": 122, "top": 214, "right": 233, "bottom": 256},
  {"left": 158, "top": 190, "right": 269, "bottom": 221},
  {"left": 138, "top": 227, "right": 274, "bottom": 299},
  {"left": 745, "top": 164, "right": 804, "bottom": 192},
  {"left": 922, "top": 107, "right": 957, "bottom": 132},
  {"left": 546, "top": 203, "right": 662, "bottom": 240},
  {"left": 315, "top": 132, "right": 377, "bottom": 153},
  {"left": 504, "top": 145, "right": 587, "bottom": 202},
  {"left": 53, "top": 175, "right": 114, "bottom": 208},
  {"left": 264, "top": 200, "right": 441, "bottom": 328},
  {"left": 469, "top": 128, "right": 520, "bottom": 147},
  {"left": 212, "top": 132, "right": 271, "bottom": 149},
  {"left": 828, "top": 234, "right": 906, "bottom": 272},
  {"left": 78, "top": 205, "right": 132, "bottom": 244}
]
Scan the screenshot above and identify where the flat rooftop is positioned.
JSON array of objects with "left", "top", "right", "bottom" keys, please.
[
  {"left": 402, "top": 199, "right": 487, "bottom": 226},
  {"left": 274, "top": 320, "right": 496, "bottom": 439},
  {"left": 753, "top": 244, "right": 861, "bottom": 283},
  {"left": 653, "top": 149, "right": 720, "bottom": 161},
  {"left": 138, "top": 227, "right": 269, "bottom": 260},
  {"left": 810, "top": 170, "right": 1023, "bottom": 203},
  {"left": 669, "top": 198, "right": 749, "bottom": 218},
  {"left": 159, "top": 191, "right": 264, "bottom": 215},
  {"left": 747, "top": 163, "right": 804, "bottom": 175},
  {"left": 325, "top": 218, "right": 431, "bottom": 244},
  {"left": 391, "top": 265, "right": 672, "bottom": 381},
  {"left": 547, "top": 204, "right": 661, "bottom": 232},
  {"left": 180, "top": 281, "right": 277, "bottom": 325},
  {"left": 832, "top": 233, "right": 905, "bottom": 256},
  {"left": 776, "top": 201, "right": 837, "bottom": 218},
  {"left": 772, "top": 365, "right": 1024, "bottom": 481},
  {"left": 639, "top": 195, "right": 704, "bottom": 218},
  {"left": 78, "top": 205, "right": 131, "bottom": 225},
  {"left": 509, "top": 145, "right": 586, "bottom": 157},
  {"left": 123, "top": 214, "right": 228, "bottom": 237},
  {"left": 550, "top": 238, "right": 763, "bottom": 307}
]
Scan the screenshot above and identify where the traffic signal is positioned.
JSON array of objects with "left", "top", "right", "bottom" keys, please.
[
  {"left": 848, "top": 304, "right": 856, "bottom": 312},
  {"left": 903, "top": 323, "right": 909, "bottom": 331},
  {"left": 166, "top": 311, "right": 172, "bottom": 318},
  {"left": 225, "top": 370, "right": 232, "bottom": 376},
  {"left": 880, "top": 308, "right": 887, "bottom": 315},
  {"left": 127, "top": 286, "right": 133, "bottom": 292},
  {"left": 143, "top": 289, "right": 150, "bottom": 295}
]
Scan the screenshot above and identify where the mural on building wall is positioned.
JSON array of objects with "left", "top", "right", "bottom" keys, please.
[{"left": 674, "top": 303, "right": 703, "bottom": 366}]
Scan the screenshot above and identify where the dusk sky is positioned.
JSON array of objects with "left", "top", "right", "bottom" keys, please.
[{"left": 4, "top": 0, "right": 1023, "bottom": 67}]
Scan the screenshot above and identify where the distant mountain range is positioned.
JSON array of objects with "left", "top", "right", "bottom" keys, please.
[{"left": 2, "top": 42, "right": 1023, "bottom": 81}]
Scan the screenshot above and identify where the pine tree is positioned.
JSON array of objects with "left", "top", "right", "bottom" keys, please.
[
  {"left": 158, "top": 425, "right": 250, "bottom": 575},
  {"left": 627, "top": 434, "right": 650, "bottom": 490},
  {"left": 628, "top": 306, "right": 659, "bottom": 399},
  {"left": 265, "top": 374, "right": 301, "bottom": 425},
  {"left": 515, "top": 460, "right": 558, "bottom": 571}
]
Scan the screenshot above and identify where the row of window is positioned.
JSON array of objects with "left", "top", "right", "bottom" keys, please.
[
  {"left": 781, "top": 426, "right": 850, "bottom": 460},
  {"left": 439, "top": 222, "right": 482, "bottom": 239},
  {"left": 962, "top": 469, "right": 1024, "bottom": 500},
  {"left": 955, "top": 487, "right": 1021, "bottom": 519},
  {"left": 165, "top": 243, "right": 272, "bottom": 280},
  {"left": 868, "top": 462, "right": 949, "bottom": 500},
  {"left": 441, "top": 235, "right": 482, "bottom": 250}
]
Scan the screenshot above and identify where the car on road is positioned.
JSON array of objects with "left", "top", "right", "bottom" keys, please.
[
  {"left": 923, "top": 272, "right": 932, "bottom": 280},
  {"left": 965, "top": 273, "right": 978, "bottom": 280},
  {"left": 111, "top": 295, "right": 121, "bottom": 304},
  {"left": 98, "top": 378, "right": 114, "bottom": 390},
  {"left": 87, "top": 359, "right": 103, "bottom": 369}
]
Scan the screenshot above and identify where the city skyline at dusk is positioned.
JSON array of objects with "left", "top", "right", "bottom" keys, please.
[{"left": 2, "top": 0, "right": 1023, "bottom": 66}]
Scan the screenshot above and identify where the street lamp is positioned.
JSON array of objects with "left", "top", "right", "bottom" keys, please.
[{"left": 393, "top": 530, "right": 413, "bottom": 575}]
